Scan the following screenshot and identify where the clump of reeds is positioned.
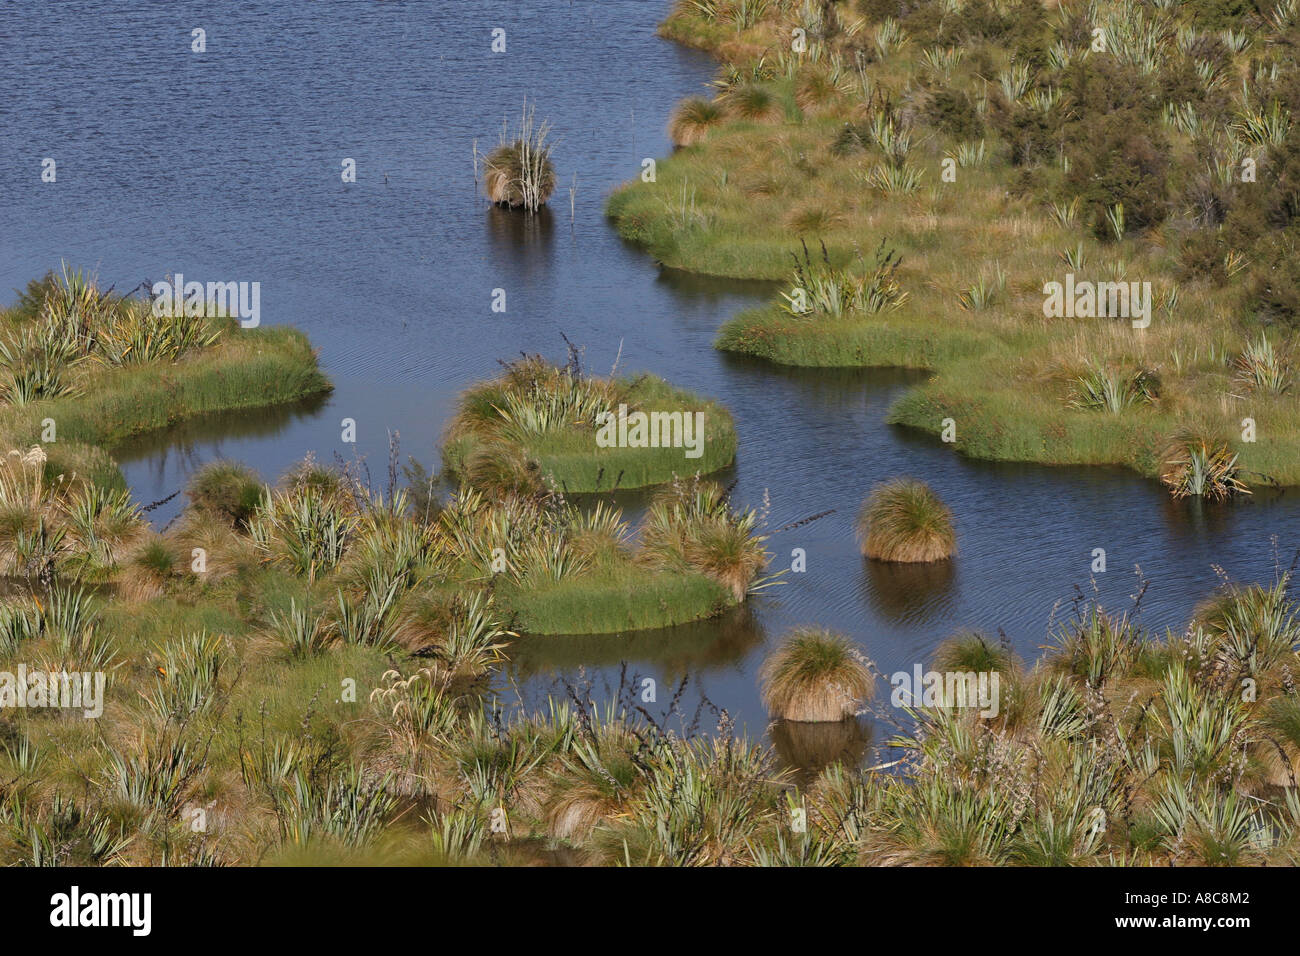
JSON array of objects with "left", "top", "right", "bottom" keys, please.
[
  {"left": 1233, "top": 334, "right": 1293, "bottom": 394},
  {"left": 778, "top": 239, "right": 907, "bottom": 318},
  {"left": 1192, "top": 573, "right": 1299, "bottom": 677},
  {"left": 639, "top": 476, "right": 768, "bottom": 602},
  {"left": 483, "top": 103, "right": 557, "bottom": 212},
  {"left": 760, "top": 628, "right": 874, "bottom": 722},
  {"left": 0, "top": 264, "right": 222, "bottom": 409},
  {"left": 434, "top": 486, "right": 591, "bottom": 588},
  {"left": 0, "top": 444, "right": 146, "bottom": 581},
  {"left": 856, "top": 478, "right": 955, "bottom": 563},
  {"left": 248, "top": 467, "right": 360, "bottom": 583},
  {"left": 1067, "top": 361, "right": 1158, "bottom": 412},
  {"left": 1046, "top": 602, "right": 1144, "bottom": 686},
  {"left": 1158, "top": 429, "right": 1250, "bottom": 500},
  {"left": 593, "top": 731, "right": 777, "bottom": 865},
  {"left": 546, "top": 719, "right": 640, "bottom": 843}
]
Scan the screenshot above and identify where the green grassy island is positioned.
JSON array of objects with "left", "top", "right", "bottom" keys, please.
[{"left": 443, "top": 354, "right": 738, "bottom": 494}]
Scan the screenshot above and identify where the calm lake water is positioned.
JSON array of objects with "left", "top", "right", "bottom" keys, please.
[{"left": 4, "top": 0, "right": 1299, "bottom": 760}]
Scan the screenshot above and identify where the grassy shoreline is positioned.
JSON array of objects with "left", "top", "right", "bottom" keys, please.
[
  {"left": 7, "top": 325, "right": 331, "bottom": 489},
  {"left": 1, "top": 271, "right": 332, "bottom": 490},
  {"left": 609, "top": 0, "right": 1300, "bottom": 490}
]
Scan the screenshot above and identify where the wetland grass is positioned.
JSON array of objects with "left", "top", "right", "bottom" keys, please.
[
  {"left": 609, "top": 0, "right": 1300, "bottom": 493},
  {"left": 759, "top": 627, "right": 875, "bottom": 722},
  {"left": 443, "top": 353, "right": 737, "bottom": 494},
  {"left": 4, "top": 448, "right": 1300, "bottom": 867},
  {"left": 856, "top": 478, "right": 955, "bottom": 563},
  {"left": 483, "top": 103, "right": 557, "bottom": 212},
  {"left": 0, "top": 267, "right": 331, "bottom": 491}
]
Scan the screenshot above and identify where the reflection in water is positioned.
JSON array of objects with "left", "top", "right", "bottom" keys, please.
[
  {"left": 1160, "top": 492, "right": 1236, "bottom": 540},
  {"left": 486, "top": 204, "right": 555, "bottom": 255},
  {"left": 770, "top": 716, "right": 874, "bottom": 786},
  {"left": 109, "top": 393, "right": 332, "bottom": 487},
  {"left": 503, "top": 603, "right": 765, "bottom": 680},
  {"left": 653, "top": 264, "right": 778, "bottom": 304},
  {"left": 862, "top": 558, "right": 957, "bottom": 626}
]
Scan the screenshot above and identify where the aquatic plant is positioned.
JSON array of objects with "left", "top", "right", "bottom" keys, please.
[
  {"left": 856, "top": 478, "right": 955, "bottom": 563},
  {"left": 760, "top": 628, "right": 874, "bottom": 722},
  {"left": 1158, "top": 431, "right": 1250, "bottom": 500},
  {"left": 427, "top": 590, "right": 511, "bottom": 679},
  {"left": 483, "top": 103, "right": 556, "bottom": 212},
  {"left": 446, "top": 353, "right": 736, "bottom": 493}
]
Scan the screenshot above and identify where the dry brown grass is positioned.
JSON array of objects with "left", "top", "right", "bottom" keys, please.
[
  {"left": 760, "top": 627, "right": 874, "bottom": 722},
  {"left": 857, "top": 478, "right": 955, "bottom": 563}
]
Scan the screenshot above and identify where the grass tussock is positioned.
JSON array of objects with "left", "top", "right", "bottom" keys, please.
[
  {"left": 857, "top": 478, "right": 955, "bottom": 563},
  {"left": 760, "top": 628, "right": 875, "bottom": 722},
  {"left": 482, "top": 103, "right": 557, "bottom": 212}
]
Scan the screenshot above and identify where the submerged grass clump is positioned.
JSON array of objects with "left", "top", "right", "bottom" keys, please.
[
  {"left": 856, "top": 478, "right": 955, "bottom": 563},
  {"left": 1158, "top": 429, "right": 1251, "bottom": 501},
  {"left": 482, "top": 103, "right": 556, "bottom": 212},
  {"left": 760, "top": 628, "right": 874, "bottom": 722}
]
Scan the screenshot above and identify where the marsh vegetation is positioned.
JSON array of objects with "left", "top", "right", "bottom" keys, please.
[
  {"left": 443, "top": 351, "right": 738, "bottom": 493},
  {"left": 610, "top": 0, "right": 1300, "bottom": 494}
]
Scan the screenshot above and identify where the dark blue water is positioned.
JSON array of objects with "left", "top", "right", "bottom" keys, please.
[{"left": 4, "top": 0, "right": 1299, "bottom": 751}]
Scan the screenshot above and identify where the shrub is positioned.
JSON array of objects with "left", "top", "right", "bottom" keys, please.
[{"left": 925, "top": 89, "right": 984, "bottom": 140}]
